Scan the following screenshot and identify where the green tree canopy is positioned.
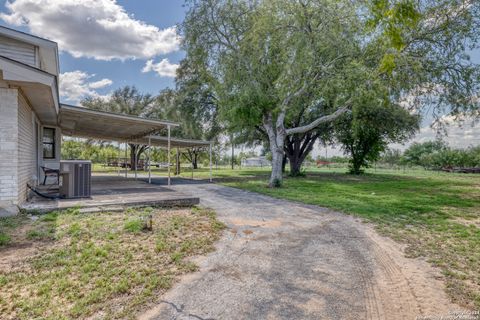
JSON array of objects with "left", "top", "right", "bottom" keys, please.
[
  {"left": 334, "top": 100, "right": 420, "bottom": 174},
  {"left": 182, "top": 0, "right": 363, "bottom": 186},
  {"left": 81, "top": 86, "right": 158, "bottom": 170},
  {"left": 150, "top": 59, "right": 223, "bottom": 168},
  {"left": 403, "top": 140, "right": 449, "bottom": 167},
  {"left": 366, "top": 0, "right": 480, "bottom": 121}
]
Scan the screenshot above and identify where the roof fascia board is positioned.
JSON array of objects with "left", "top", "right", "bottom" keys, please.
[
  {"left": 0, "top": 56, "right": 59, "bottom": 113},
  {"left": 60, "top": 104, "right": 180, "bottom": 127},
  {"left": 147, "top": 135, "right": 212, "bottom": 146}
]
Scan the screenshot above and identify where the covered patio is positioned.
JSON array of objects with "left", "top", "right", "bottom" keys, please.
[
  {"left": 24, "top": 104, "right": 213, "bottom": 212},
  {"left": 59, "top": 104, "right": 214, "bottom": 186}
]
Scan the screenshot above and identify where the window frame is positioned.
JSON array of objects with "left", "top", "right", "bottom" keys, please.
[{"left": 42, "top": 127, "right": 56, "bottom": 160}]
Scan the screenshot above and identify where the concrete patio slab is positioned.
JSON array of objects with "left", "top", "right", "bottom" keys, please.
[{"left": 21, "top": 175, "right": 199, "bottom": 213}]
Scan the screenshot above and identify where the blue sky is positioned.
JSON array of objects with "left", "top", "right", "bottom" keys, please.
[
  {"left": 59, "top": 0, "right": 187, "bottom": 97},
  {"left": 0, "top": 0, "right": 188, "bottom": 103}
]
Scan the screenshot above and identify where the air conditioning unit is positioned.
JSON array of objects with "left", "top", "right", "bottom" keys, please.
[{"left": 59, "top": 160, "right": 92, "bottom": 198}]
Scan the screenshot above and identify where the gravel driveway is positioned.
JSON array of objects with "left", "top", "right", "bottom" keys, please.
[{"left": 140, "top": 180, "right": 461, "bottom": 320}]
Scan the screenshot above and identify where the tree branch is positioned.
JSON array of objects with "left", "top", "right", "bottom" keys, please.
[
  {"left": 286, "top": 105, "right": 350, "bottom": 135},
  {"left": 255, "top": 125, "right": 269, "bottom": 140},
  {"left": 263, "top": 112, "right": 282, "bottom": 152}
]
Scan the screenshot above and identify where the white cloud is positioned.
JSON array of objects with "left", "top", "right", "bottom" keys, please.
[
  {"left": 88, "top": 78, "right": 113, "bottom": 89},
  {"left": 398, "top": 83, "right": 444, "bottom": 111},
  {"left": 60, "top": 71, "right": 112, "bottom": 103},
  {"left": 0, "top": 0, "right": 180, "bottom": 60},
  {"left": 390, "top": 116, "right": 480, "bottom": 151},
  {"left": 142, "top": 59, "right": 179, "bottom": 77}
]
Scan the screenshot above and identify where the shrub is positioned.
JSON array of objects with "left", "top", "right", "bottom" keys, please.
[
  {"left": 0, "top": 233, "right": 10, "bottom": 246},
  {"left": 124, "top": 219, "right": 143, "bottom": 233}
]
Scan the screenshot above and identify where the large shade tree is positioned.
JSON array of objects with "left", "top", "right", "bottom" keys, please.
[
  {"left": 333, "top": 0, "right": 480, "bottom": 172},
  {"left": 182, "top": 0, "right": 480, "bottom": 186},
  {"left": 282, "top": 97, "right": 338, "bottom": 176},
  {"left": 182, "top": 0, "right": 361, "bottom": 186}
]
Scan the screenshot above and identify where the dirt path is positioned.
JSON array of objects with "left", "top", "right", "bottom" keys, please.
[{"left": 140, "top": 181, "right": 462, "bottom": 320}]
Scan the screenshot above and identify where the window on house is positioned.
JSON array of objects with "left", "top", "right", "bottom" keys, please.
[{"left": 42, "top": 127, "right": 55, "bottom": 159}]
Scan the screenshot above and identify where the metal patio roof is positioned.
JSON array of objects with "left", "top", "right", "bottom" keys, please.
[{"left": 59, "top": 104, "right": 179, "bottom": 141}]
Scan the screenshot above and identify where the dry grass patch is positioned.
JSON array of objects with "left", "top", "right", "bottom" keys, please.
[
  {"left": 0, "top": 206, "right": 225, "bottom": 319},
  {"left": 0, "top": 215, "right": 29, "bottom": 247}
]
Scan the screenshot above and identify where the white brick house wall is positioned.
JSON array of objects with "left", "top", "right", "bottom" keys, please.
[
  {"left": 0, "top": 88, "right": 19, "bottom": 215},
  {"left": 0, "top": 87, "right": 61, "bottom": 216},
  {"left": 17, "top": 92, "right": 36, "bottom": 204}
]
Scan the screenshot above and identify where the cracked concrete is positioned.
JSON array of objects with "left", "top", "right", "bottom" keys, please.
[{"left": 139, "top": 180, "right": 462, "bottom": 320}]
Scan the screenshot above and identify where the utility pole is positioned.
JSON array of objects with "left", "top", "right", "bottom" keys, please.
[
  {"left": 325, "top": 143, "right": 328, "bottom": 169},
  {"left": 231, "top": 134, "right": 234, "bottom": 170}
]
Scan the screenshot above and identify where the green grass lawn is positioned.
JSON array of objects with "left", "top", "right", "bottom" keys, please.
[
  {"left": 0, "top": 207, "right": 225, "bottom": 319},
  {"left": 212, "top": 168, "right": 480, "bottom": 309}
]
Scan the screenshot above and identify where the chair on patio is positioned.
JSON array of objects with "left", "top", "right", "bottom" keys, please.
[{"left": 41, "top": 166, "right": 60, "bottom": 185}]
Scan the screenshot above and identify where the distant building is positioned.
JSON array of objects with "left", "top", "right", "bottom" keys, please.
[
  {"left": 241, "top": 156, "right": 271, "bottom": 167},
  {"left": 316, "top": 160, "right": 333, "bottom": 167}
]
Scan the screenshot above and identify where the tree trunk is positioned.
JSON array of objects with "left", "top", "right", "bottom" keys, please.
[
  {"left": 183, "top": 148, "right": 200, "bottom": 169},
  {"left": 192, "top": 151, "right": 198, "bottom": 169},
  {"left": 281, "top": 154, "right": 287, "bottom": 173},
  {"left": 129, "top": 145, "right": 136, "bottom": 170},
  {"left": 289, "top": 157, "right": 303, "bottom": 175},
  {"left": 262, "top": 104, "right": 350, "bottom": 187},
  {"left": 349, "top": 159, "right": 363, "bottom": 174},
  {"left": 348, "top": 144, "right": 364, "bottom": 174},
  {"left": 284, "top": 133, "right": 319, "bottom": 177},
  {"left": 175, "top": 148, "right": 181, "bottom": 175},
  {"left": 270, "top": 147, "right": 284, "bottom": 186},
  {"left": 129, "top": 144, "right": 147, "bottom": 171},
  {"left": 231, "top": 134, "right": 235, "bottom": 170},
  {"left": 263, "top": 112, "right": 286, "bottom": 187}
]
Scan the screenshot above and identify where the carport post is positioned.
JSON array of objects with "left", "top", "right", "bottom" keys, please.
[
  {"left": 124, "top": 142, "right": 127, "bottom": 178},
  {"left": 167, "top": 125, "right": 171, "bottom": 186},
  {"left": 176, "top": 147, "right": 180, "bottom": 176},
  {"left": 209, "top": 143, "right": 212, "bottom": 182},
  {"left": 148, "top": 136, "right": 152, "bottom": 184},
  {"left": 117, "top": 141, "right": 121, "bottom": 176},
  {"left": 134, "top": 143, "right": 137, "bottom": 180}
]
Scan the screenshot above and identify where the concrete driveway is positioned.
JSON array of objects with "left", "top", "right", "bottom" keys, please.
[{"left": 140, "top": 181, "right": 461, "bottom": 320}]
